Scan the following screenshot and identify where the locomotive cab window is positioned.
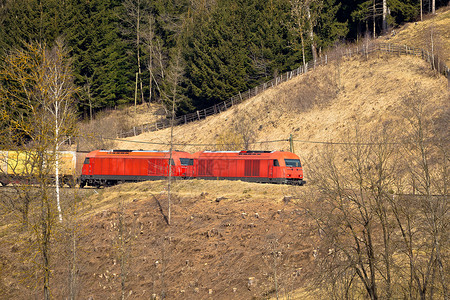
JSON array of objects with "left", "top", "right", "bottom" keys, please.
[
  {"left": 180, "top": 158, "right": 194, "bottom": 166},
  {"left": 169, "top": 159, "right": 175, "bottom": 166},
  {"left": 273, "top": 159, "right": 279, "bottom": 166},
  {"left": 284, "top": 159, "right": 301, "bottom": 167},
  {"left": 83, "top": 158, "right": 90, "bottom": 164}
]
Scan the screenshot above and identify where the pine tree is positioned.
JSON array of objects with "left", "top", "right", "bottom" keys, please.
[
  {"left": 184, "top": 1, "right": 249, "bottom": 109},
  {"left": 316, "top": 0, "right": 348, "bottom": 49}
]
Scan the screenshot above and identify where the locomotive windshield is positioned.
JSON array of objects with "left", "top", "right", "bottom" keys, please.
[
  {"left": 180, "top": 158, "right": 194, "bottom": 166},
  {"left": 284, "top": 159, "right": 301, "bottom": 167}
]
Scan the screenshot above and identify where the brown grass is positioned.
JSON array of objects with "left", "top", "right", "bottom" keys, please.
[
  {"left": 76, "top": 103, "right": 164, "bottom": 151},
  {"left": 378, "top": 7, "right": 450, "bottom": 65}
]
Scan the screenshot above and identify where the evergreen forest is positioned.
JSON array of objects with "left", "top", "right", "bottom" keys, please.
[{"left": 0, "top": 0, "right": 447, "bottom": 118}]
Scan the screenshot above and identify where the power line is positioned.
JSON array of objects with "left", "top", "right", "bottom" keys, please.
[
  {"left": 100, "top": 137, "right": 289, "bottom": 147},
  {"left": 97, "top": 136, "right": 407, "bottom": 147},
  {"left": 292, "top": 139, "right": 404, "bottom": 145}
]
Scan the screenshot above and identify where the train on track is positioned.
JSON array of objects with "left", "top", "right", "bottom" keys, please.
[
  {"left": 1, "top": 149, "right": 305, "bottom": 187},
  {"left": 80, "top": 149, "right": 305, "bottom": 187}
]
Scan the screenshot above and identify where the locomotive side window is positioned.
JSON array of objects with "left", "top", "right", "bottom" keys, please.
[
  {"left": 273, "top": 159, "right": 279, "bottom": 166},
  {"left": 84, "top": 158, "right": 90, "bottom": 164},
  {"left": 285, "top": 159, "right": 301, "bottom": 167},
  {"left": 180, "top": 158, "right": 193, "bottom": 166},
  {"left": 169, "top": 159, "right": 175, "bottom": 166}
]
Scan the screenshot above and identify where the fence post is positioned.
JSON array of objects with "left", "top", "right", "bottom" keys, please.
[
  {"left": 197, "top": 110, "right": 200, "bottom": 120},
  {"left": 447, "top": 69, "right": 450, "bottom": 90}
]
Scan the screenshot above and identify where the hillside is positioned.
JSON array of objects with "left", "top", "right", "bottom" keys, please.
[
  {"left": 1, "top": 11, "right": 449, "bottom": 300},
  {"left": 118, "top": 54, "right": 448, "bottom": 181}
]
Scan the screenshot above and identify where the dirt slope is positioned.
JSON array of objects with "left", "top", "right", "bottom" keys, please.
[
  {"left": 71, "top": 181, "right": 317, "bottom": 300},
  {"left": 1, "top": 181, "right": 318, "bottom": 299}
]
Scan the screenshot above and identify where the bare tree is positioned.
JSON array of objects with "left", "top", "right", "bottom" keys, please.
[
  {"left": 290, "top": 0, "right": 309, "bottom": 67},
  {"left": 291, "top": 0, "right": 323, "bottom": 67},
  {"left": 306, "top": 87, "right": 448, "bottom": 299},
  {"left": 141, "top": 12, "right": 171, "bottom": 104},
  {"left": 215, "top": 130, "right": 244, "bottom": 150},
  {"left": 307, "top": 125, "right": 402, "bottom": 300},
  {"left": 162, "top": 44, "right": 185, "bottom": 225},
  {"left": 122, "top": 0, "right": 145, "bottom": 104},
  {"left": 0, "top": 40, "right": 77, "bottom": 299},
  {"left": 307, "top": 0, "right": 323, "bottom": 64},
  {"left": 400, "top": 84, "right": 449, "bottom": 299},
  {"left": 37, "top": 37, "right": 77, "bottom": 222},
  {"left": 232, "top": 109, "right": 257, "bottom": 150},
  {"left": 141, "top": 14, "right": 156, "bottom": 103}
]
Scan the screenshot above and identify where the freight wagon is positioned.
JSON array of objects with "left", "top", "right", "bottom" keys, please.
[{"left": 0, "top": 150, "right": 84, "bottom": 187}]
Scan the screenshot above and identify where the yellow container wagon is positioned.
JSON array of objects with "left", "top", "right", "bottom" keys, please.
[{"left": 0, "top": 150, "right": 79, "bottom": 187}]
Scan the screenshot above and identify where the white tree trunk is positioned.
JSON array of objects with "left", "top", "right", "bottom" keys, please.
[
  {"left": 55, "top": 106, "right": 63, "bottom": 223},
  {"left": 136, "top": 0, "right": 144, "bottom": 104},
  {"left": 420, "top": 0, "right": 423, "bottom": 21},
  {"left": 307, "top": 6, "right": 317, "bottom": 64},
  {"left": 373, "top": 0, "right": 376, "bottom": 38},
  {"left": 382, "top": 0, "right": 387, "bottom": 33}
]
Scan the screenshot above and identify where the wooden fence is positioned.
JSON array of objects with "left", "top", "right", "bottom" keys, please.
[{"left": 118, "top": 41, "right": 449, "bottom": 138}]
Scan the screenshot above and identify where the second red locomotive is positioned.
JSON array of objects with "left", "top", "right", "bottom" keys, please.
[{"left": 192, "top": 150, "right": 305, "bottom": 185}]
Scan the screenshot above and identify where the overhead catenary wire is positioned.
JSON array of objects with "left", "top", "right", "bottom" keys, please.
[{"left": 95, "top": 136, "right": 409, "bottom": 147}]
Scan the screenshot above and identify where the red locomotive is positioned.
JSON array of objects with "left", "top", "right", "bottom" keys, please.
[
  {"left": 192, "top": 150, "right": 305, "bottom": 185},
  {"left": 79, "top": 150, "right": 193, "bottom": 188}
]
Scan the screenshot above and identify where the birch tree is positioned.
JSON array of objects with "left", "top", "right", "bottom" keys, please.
[
  {"left": 0, "top": 40, "right": 77, "bottom": 298},
  {"left": 291, "top": 0, "right": 310, "bottom": 67},
  {"left": 37, "top": 38, "right": 77, "bottom": 222}
]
